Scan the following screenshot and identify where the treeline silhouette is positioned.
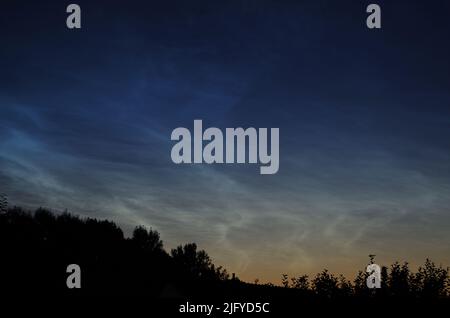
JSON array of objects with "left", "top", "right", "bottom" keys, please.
[
  {"left": 278, "top": 260, "right": 449, "bottom": 299},
  {"left": 1, "top": 206, "right": 449, "bottom": 307}
]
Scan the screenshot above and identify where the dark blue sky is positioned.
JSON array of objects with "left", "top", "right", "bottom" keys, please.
[{"left": 1, "top": 0, "right": 450, "bottom": 282}]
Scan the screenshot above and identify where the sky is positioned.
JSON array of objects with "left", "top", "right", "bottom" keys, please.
[{"left": 1, "top": 0, "right": 450, "bottom": 283}]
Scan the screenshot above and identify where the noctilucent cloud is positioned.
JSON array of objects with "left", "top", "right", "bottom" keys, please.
[{"left": 1, "top": 0, "right": 450, "bottom": 282}]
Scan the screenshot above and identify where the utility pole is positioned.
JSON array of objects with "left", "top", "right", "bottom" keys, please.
[{"left": 0, "top": 193, "right": 8, "bottom": 213}]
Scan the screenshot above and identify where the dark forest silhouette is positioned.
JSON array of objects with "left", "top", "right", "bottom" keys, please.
[{"left": 1, "top": 206, "right": 449, "bottom": 314}]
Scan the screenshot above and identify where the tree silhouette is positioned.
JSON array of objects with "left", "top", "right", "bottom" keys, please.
[
  {"left": 312, "top": 269, "right": 339, "bottom": 298},
  {"left": 388, "top": 261, "right": 411, "bottom": 297},
  {"left": 171, "top": 243, "right": 228, "bottom": 281},
  {"left": 411, "top": 258, "right": 449, "bottom": 298},
  {"left": 291, "top": 274, "right": 309, "bottom": 291},
  {"left": 132, "top": 225, "right": 163, "bottom": 252},
  {"left": 337, "top": 274, "right": 353, "bottom": 297},
  {"left": 353, "top": 270, "right": 370, "bottom": 297},
  {"left": 281, "top": 274, "right": 289, "bottom": 288}
]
